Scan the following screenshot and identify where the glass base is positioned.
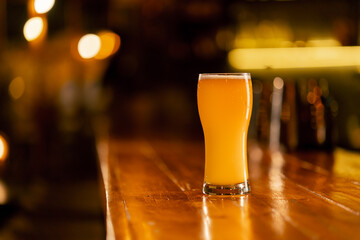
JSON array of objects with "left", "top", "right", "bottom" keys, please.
[{"left": 203, "top": 181, "right": 250, "bottom": 195}]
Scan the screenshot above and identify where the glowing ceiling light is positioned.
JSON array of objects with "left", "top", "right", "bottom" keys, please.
[
  {"left": 78, "top": 34, "right": 101, "bottom": 59},
  {"left": 9, "top": 77, "right": 25, "bottom": 100},
  {"left": 95, "top": 31, "right": 121, "bottom": 59},
  {"left": 228, "top": 46, "right": 360, "bottom": 70},
  {"left": 34, "top": 0, "right": 55, "bottom": 14},
  {"left": 23, "top": 17, "right": 44, "bottom": 41}
]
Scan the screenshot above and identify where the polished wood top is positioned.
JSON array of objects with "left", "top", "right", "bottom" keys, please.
[{"left": 96, "top": 139, "right": 360, "bottom": 240}]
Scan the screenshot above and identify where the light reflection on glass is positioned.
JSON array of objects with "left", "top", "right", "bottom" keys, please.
[
  {"left": 23, "top": 17, "right": 45, "bottom": 42},
  {"left": 240, "top": 196, "right": 245, "bottom": 207}
]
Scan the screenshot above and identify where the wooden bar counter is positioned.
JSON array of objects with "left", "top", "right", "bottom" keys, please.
[{"left": 96, "top": 138, "right": 360, "bottom": 240}]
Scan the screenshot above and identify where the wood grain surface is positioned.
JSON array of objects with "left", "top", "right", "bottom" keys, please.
[{"left": 96, "top": 139, "right": 360, "bottom": 240}]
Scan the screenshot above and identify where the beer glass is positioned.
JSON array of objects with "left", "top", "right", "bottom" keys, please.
[{"left": 197, "top": 73, "right": 253, "bottom": 195}]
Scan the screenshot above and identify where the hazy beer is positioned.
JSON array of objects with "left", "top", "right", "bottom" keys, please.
[{"left": 197, "top": 73, "right": 252, "bottom": 195}]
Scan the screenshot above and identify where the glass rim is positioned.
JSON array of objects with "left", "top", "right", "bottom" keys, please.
[{"left": 199, "top": 73, "right": 251, "bottom": 79}]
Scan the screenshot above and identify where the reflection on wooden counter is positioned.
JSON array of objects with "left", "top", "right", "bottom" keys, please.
[{"left": 96, "top": 139, "right": 360, "bottom": 240}]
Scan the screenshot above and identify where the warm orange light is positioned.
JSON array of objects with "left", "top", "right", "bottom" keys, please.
[
  {"left": 273, "top": 77, "right": 284, "bottom": 90},
  {"left": 0, "top": 135, "right": 9, "bottom": 163},
  {"left": 34, "top": 0, "right": 55, "bottom": 14},
  {"left": 347, "top": 115, "right": 360, "bottom": 148},
  {"left": 78, "top": 34, "right": 101, "bottom": 59},
  {"left": 333, "top": 148, "right": 360, "bottom": 179},
  {"left": 95, "top": 31, "right": 121, "bottom": 60},
  {"left": 306, "top": 38, "right": 341, "bottom": 47},
  {"left": 23, "top": 17, "right": 44, "bottom": 41},
  {"left": 229, "top": 47, "right": 360, "bottom": 70},
  {"left": 9, "top": 77, "right": 25, "bottom": 100},
  {"left": 0, "top": 180, "right": 8, "bottom": 204}
]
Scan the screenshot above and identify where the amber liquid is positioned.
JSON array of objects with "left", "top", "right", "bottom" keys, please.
[{"left": 197, "top": 74, "right": 253, "bottom": 185}]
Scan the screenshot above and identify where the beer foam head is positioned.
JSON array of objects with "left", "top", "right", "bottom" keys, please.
[{"left": 199, "top": 73, "right": 251, "bottom": 80}]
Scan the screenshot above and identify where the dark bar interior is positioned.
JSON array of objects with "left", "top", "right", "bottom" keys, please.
[{"left": 0, "top": 0, "right": 360, "bottom": 239}]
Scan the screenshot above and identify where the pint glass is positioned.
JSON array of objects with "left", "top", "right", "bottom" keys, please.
[{"left": 197, "top": 73, "right": 252, "bottom": 195}]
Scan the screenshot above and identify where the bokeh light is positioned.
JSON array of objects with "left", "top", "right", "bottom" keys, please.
[
  {"left": 95, "top": 31, "right": 121, "bottom": 60},
  {"left": 9, "top": 77, "right": 25, "bottom": 100},
  {"left": 273, "top": 77, "right": 284, "bottom": 90},
  {"left": 0, "top": 134, "right": 9, "bottom": 163},
  {"left": 34, "top": 0, "right": 55, "bottom": 14},
  {"left": 0, "top": 181, "right": 8, "bottom": 205},
  {"left": 23, "top": 17, "right": 44, "bottom": 41},
  {"left": 78, "top": 34, "right": 101, "bottom": 59}
]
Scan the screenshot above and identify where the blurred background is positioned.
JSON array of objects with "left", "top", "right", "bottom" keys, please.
[{"left": 0, "top": 0, "right": 360, "bottom": 239}]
